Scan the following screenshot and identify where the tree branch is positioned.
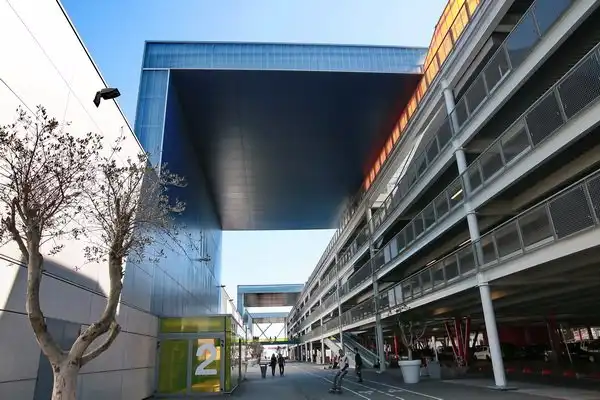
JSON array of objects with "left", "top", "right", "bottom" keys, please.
[{"left": 80, "top": 321, "right": 121, "bottom": 366}]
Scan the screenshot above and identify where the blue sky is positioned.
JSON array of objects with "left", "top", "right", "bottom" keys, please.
[{"left": 61, "top": 0, "right": 448, "bottom": 299}]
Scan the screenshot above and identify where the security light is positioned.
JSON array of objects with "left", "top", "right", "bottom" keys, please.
[{"left": 93, "top": 87, "right": 121, "bottom": 107}]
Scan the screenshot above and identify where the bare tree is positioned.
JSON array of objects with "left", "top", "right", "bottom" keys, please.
[
  {"left": 248, "top": 340, "right": 264, "bottom": 360},
  {"left": 395, "top": 304, "right": 428, "bottom": 360},
  {"left": 0, "top": 106, "right": 187, "bottom": 400}
]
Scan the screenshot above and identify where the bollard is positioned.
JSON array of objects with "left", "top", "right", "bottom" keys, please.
[{"left": 260, "top": 364, "right": 267, "bottom": 378}]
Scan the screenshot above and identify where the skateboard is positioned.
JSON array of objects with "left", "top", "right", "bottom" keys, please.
[{"left": 328, "top": 388, "right": 342, "bottom": 394}]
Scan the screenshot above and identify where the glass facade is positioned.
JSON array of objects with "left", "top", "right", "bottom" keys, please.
[
  {"left": 134, "top": 68, "right": 222, "bottom": 316},
  {"left": 143, "top": 42, "right": 425, "bottom": 73}
]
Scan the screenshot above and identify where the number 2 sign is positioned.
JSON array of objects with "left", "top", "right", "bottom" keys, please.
[{"left": 195, "top": 342, "right": 218, "bottom": 376}]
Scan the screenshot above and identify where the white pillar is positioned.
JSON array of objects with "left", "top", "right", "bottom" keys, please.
[
  {"left": 442, "top": 81, "right": 484, "bottom": 264},
  {"left": 309, "top": 341, "right": 314, "bottom": 363},
  {"left": 335, "top": 255, "right": 344, "bottom": 349},
  {"left": 321, "top": 338, "right": 325, "bottom": 364},
  {"left": 478, "top": 273, "right": 507, "bottom": 388},
  {"left": 367, "top": 207, "right": 386, "bottom": 372}
]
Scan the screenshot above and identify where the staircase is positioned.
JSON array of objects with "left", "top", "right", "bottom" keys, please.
[{"left": 323, "top": 334, "right": 381, "bottom": 368}]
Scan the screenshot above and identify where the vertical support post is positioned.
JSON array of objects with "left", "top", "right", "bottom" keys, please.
[
  {"left": 442, "top": 81, "right": 485, "bottom": 265},
  {"left": 309, "top": 341, "right": 313, "bottom": 363},
  {"left": 367, "top": 207, "right": 386, "bottom": 372},
  {"left": 321, "top": 338, "right": 325, "bottom": 364},
  {"left": 335, "top": 254, "right": 344, "bottom": 350},
  {"left": 478, "top": 273, "right": 508, "bottom": 389}
]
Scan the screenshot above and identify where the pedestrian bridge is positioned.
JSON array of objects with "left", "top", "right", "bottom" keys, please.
[{"left": 258, "top": 337, "right": 299, "bottom": 345}]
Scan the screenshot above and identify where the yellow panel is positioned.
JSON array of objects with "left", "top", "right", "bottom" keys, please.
[{"left": 160, "top": 316, "right": 226, "bottom": 333}]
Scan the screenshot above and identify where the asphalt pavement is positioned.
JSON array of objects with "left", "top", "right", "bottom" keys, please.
[{"left": 231, "top": 362, "right": 592, "bottom": 400}]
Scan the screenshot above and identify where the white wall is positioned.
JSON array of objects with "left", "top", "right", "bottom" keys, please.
[{"left": 0, "top": 0, "right": 157, "bottom": 399}]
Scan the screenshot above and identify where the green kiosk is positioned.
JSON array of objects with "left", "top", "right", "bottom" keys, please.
[{"left": 155, "top": 315, "right": 248, "bottom": 396}]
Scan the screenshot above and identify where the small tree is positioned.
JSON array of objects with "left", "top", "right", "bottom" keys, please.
[
  {"left": 395, "top": 304, "right": 428, "bottom": 360},
  {"left": 248, "top": 340, "right": 264, "bottom": 360},
  {"left": 0, "top": 106, "right": 187, "bottom": 400}
]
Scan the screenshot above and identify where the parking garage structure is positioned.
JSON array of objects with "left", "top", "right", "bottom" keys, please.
[{"left": 288, "top": 0, "right": 600, "bottom": 390}]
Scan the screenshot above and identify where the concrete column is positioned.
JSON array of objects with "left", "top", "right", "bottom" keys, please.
[
  {"left": 309, "top": 341, "right": 314, "bottom": 363},
  {"left": 304, "top": 343, "right": 308, "bottom": 362},
  {"left": 478, "top": 273, "right": 508, "bottom": 388},
  {"left": 335, "top": 254, "right": 344, "bottom": 349},
  {"left": 321, "top": 338, "right": 325, "bottom": 364},
  {"left": 367, "top": 207, "right": 386, "bottom": 372},
  {"left": 442, "top": 81, "right": 484, "bottom": 264}
]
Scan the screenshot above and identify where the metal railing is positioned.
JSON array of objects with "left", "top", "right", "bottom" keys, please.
[
  {"left": 320, "top": 167, "right": 600, "bottom": 335},
  {"left": 369, "top": 0, "right": 573, "bottom": 235},
  {"left": 299, "top": 38, "right": 600, "bottom": 341},
  {"left": 293, "top": 0, "right": 574, "bottom": 330}
]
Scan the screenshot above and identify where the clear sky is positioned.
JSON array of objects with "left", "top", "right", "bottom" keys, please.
[{"left": 61, "top": 0, "right": 448, "bottom": 302}]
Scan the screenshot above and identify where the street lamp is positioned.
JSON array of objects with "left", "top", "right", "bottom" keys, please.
[{"left": 93, "top": 87, "right": 121, "bottom": 107}]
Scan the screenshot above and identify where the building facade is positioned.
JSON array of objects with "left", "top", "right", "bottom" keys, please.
[
  {"left": 0, "top": 1, "right": 220, "bottom": 399},
  {"left": 288, "top": 0, "right": 600, "bottom": 389}
]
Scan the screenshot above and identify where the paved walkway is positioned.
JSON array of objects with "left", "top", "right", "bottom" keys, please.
[{"left": 232, "top": 363, "right": 600, "bottom": 400}]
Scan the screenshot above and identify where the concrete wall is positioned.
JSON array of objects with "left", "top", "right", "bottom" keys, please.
[{"left": 0, "top": 0, "right": 156, "bottom": 398}]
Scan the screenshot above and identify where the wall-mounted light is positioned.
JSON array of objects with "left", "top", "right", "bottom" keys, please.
[{"left": 93, "top": 87, "right": 121, "bottom": 107}]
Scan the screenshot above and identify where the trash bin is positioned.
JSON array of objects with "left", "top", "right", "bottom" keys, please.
[{"left": 260, "top": 364, "right": 267, "bottom": 378}]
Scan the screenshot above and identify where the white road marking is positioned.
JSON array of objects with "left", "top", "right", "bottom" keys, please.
[
  {"left": 343, "top": 379, "right": 406, "bottom": 400},
  {"left": 364, "top": 379, "right": 443, "bottom": 400},
  {"left": 292, "top": 365, "right": 372, "bottom": 400}
]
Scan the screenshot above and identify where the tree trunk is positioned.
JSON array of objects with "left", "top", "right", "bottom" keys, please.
[{"left": 51, "top": 361, "right": 79, "bottom": 400}]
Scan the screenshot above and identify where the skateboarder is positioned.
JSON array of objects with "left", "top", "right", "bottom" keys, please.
[
  {"left": 329, "top": 350, "right": 349, "bottom": 393},
  {"left": 277, "top": 352, "right": 285, "bottom": 376}
]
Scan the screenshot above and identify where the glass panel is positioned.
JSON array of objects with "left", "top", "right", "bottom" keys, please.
[
  {"left": 480, "top": 144, "right": 504, "bottom": 181},
  {"left": 479, "top": 235, "right": 497, "bottom": 265},
  {"left": 448, "top": 179, "right": 464, "bottom": 208},
  {"left": 467, "top": 162, "right": 483, "bottom": 193},
  {"left": 437, "top": 118, "right": 454, "bottom": 146},
  {"left": 505, "top": 11, "right": 540, "bottom": 68},
  {"left": 445, "top": 255, "right": 460, "bottom": 281},
  {"left": 414, "top": 214, "right": 425, "bottom": 237},
  {"left": 423, "top": 203, "right": 436, "bottom": 230},
  {"left": 421, "top": 269, "right": 433, "bottom": 291},
  {"left": 453, "top": 99, "right": 470, "bottom": 128},
  {"left": 464, "top": 75, "right": 488, "bottom": 113},
  {"left": 426, "top": 138, "right": 440, "bottom": 164},
  {"left": 434, "top": 192, "right": 450, "bottom": 218},
  {"left": 494, "top": 221, "right": 522, "bottom": 259},
  {"left": 586, "top": 176, "right": 600, "bottom": 221},
  {"left": 433, "top": 264, "right": 445, "bottom": 287},
  {"left": 457, "top": 246, "right": 476, "bottom": 275},
  {"left": 157, "top": 340, "right": 189, "bottom": 394},
  {"left": 501, "top": 121, "right": 530, "bottom": 164},
  {"left": 484, "top": 49, "right": 510, "bottom": 91},
  {"left": 518, "top": 206, "right": 554, "bottom": 248},
  {"left": 533, "top": 0, "right": 572, "bottom": 35}
]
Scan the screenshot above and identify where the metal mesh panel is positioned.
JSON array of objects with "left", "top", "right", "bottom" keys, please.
[
  {"left": 558, "top": 55, "right": 600, "bottom": 119},
  {"left": 505, "top": 11, "right": 540, "bottom": 68},
  {"left": 518, "top": 205, "right": 554, "bottom": 248},
  {"left": 549, "top": 186, "right": 594, "bottom": 239},
  {"left": 585, "top": 176, "right": 600, "bottom": 221},
  {"left": 480, "top": 144, "right": 504, "bottom": 180},
  {"left": 525, "top": 91, "right": 564, "bottom": 145},
  {"left": 501, "top": 121, "right": 531, "bottom": 164},
  {"left": 494, "top": 221, "right": 522, "bottom": 259}
]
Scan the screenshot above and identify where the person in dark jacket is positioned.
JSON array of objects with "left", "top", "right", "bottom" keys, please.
[
  {"left": 354, "top": 348, "right": 363, "bottom": 382},
  {"left": 270, "top": 354, "right": 277, "bottom": 376},
  {"left": 277, "top": 353, "right": 285, "bottom": 376}
]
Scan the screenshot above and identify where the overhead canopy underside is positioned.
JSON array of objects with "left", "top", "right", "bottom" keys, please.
[{"left": 150, "top": 42, "right": 425, "bottom": 230}]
